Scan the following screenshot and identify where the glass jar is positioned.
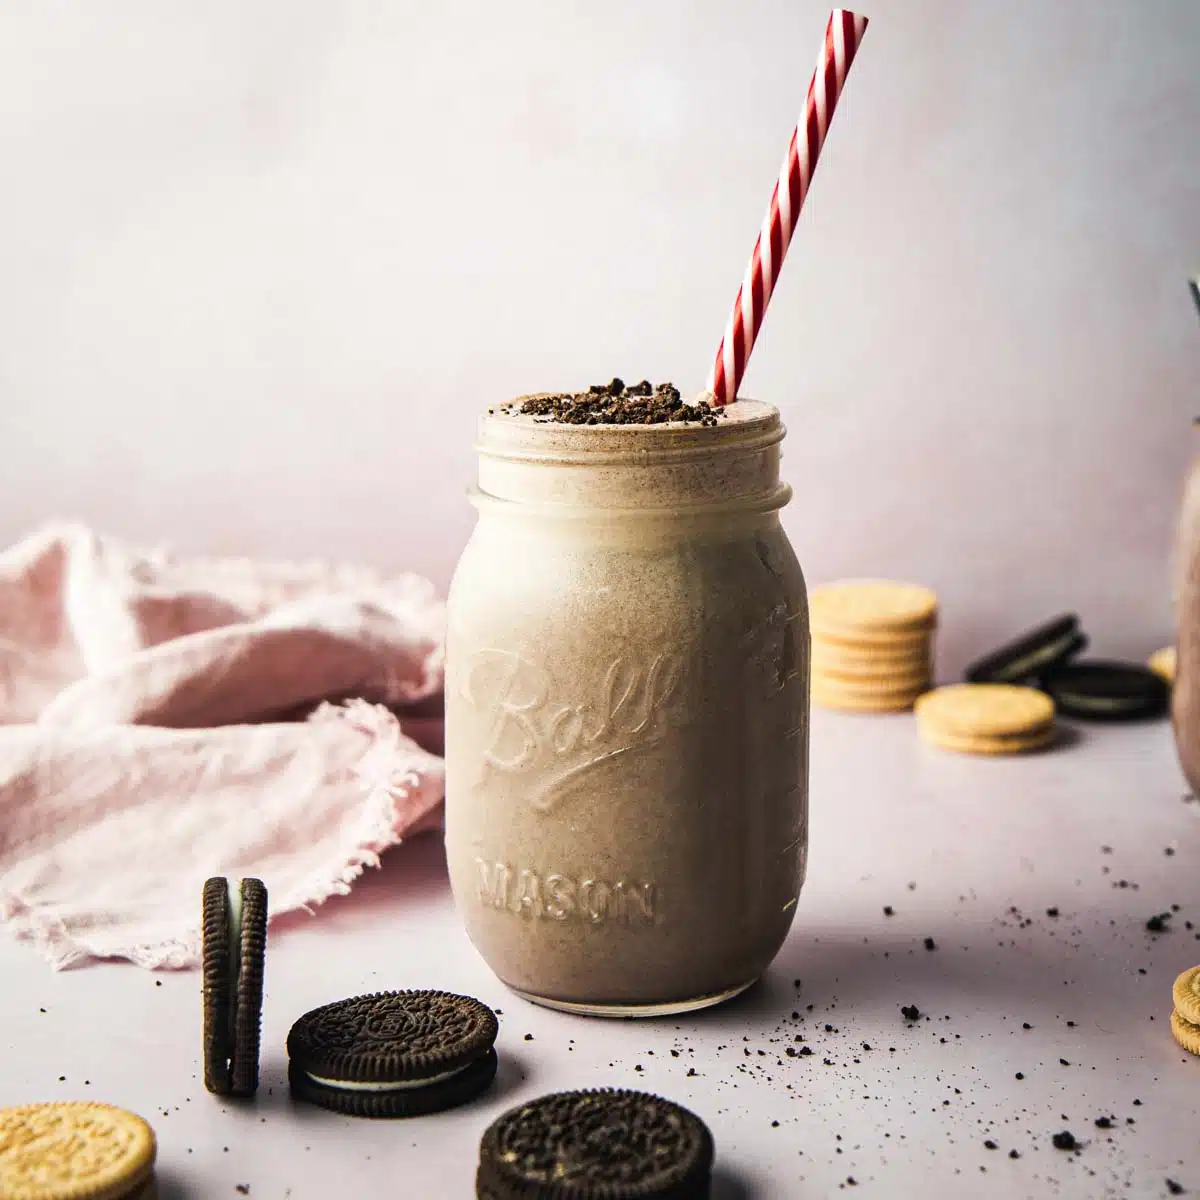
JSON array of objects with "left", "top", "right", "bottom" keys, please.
[
  {"left": 444, "top": 398, "right": 809, "bottom": 1016},
  {"left": 1173, "top": 441, "right": 1200, "bottom": 792}
]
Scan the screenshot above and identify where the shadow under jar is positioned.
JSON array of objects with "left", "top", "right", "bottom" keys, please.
[{"left": 445, "top": 398, "right": 810, "bottom": 1016}]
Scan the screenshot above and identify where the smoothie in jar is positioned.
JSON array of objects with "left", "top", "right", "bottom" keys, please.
[{"left": 444, "top": 382, "right": 809, "bottom": 1016}]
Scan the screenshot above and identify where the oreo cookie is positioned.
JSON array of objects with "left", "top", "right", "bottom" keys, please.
[
  {"left": 202, "top": 876, "right": 268, "bottom": 1097},
  {"left": 476, "top": 1088, "right": 714, "bottom": 1200},
  {"left": 965, "top": 614, "right": 1087, "bottom": 684},
  {"left": 287, "top": 990, "right": 498, "bottom": 1117},
  {"left": 1039, "top": 660, "right": 1169, "bottom": 721}
]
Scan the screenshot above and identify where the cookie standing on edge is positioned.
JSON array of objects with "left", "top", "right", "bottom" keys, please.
[
  {"left": 202, "top": 875, "right": 268, "bottom": 1097},
  {"left": 477, "top": 1089, "right": 714, "bottom": 1200},
  {"left": 287, "top": 990, "right": 499, "bottom": 1117},
  {"left": 964, "top": 613, "right": 1087, "bottom": 684},
  {"left": 0, "top": 1101, "right": 157, "bottom": 1200}
]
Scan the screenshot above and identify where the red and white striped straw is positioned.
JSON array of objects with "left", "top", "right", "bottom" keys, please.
[{"left": 706, "top": 10, "right": 868, "bottom": 407}]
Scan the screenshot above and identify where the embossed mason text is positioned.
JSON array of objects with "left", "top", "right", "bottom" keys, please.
[{"left": 475, "top": 859, "right": 657, "bottom": 925}]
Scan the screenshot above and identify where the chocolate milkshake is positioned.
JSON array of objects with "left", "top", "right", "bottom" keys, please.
[{"left": 444, "top": 383, "right": 809, "bottom": 1015}]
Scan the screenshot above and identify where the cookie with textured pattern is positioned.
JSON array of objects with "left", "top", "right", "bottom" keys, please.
[
  {"left": 915, "top": 684, "right": 1054, "bottom": 737},
  {"left": 1170, "top": 1008, "right": 1200, "bottom": 1056},
  {"left": 809, "top": 580, "right": 938, "bottom": 637},
  {"left": 812, "top": 675, "right": 928, "bottom": 713},
  {"left": 202, "top": 876, "right": 268, "bottom": 1097},
  {"left": 287, "top": 990, "right": 499, "bottom": 1117},
  {"left": 476, "top": 1088, "right": 713, "bottom": 1200},
  {"left": 1173, "top": 965, "right": 1200, "bottom": 1026},
  {"left": 918, "top": 724, "right": 1057, "bottom": 757},
  {"left": 811, "top": 640, "right": 930, "bottom": 677},
  {"left": 0, "top": 1101, "right": 156, "bottom": 1200}
]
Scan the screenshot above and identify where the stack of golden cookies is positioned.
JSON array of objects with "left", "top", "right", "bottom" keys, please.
[
  {"left": 915, "top": 682, "right": 1057, "bottom": 755},
  {"left": 1172, "top": 966, "right": 1200, "bottom": 1056},
  {"left": 809, "top": 580, "right": 938, "bottom": 712}
]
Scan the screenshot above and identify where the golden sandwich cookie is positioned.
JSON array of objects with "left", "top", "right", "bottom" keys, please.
[
  {"left": 814, "top": 662, "right": 930, "bottom": 691},
  {"left": 1170, "top": 1008, "right": 1200, "bottom": 1056},
  {"left": 812, "top": 675, "right": 928, "bottom": 714},
  {"left": 809, "top": 580, "right": 938, "bottom": 645},
  {"left": 915, "top": 683, "right": 1054, "bottom": 738},
  {"left": 917, "top": 724, "right": 1057, "bottom": 757},
  {"left": 811, "top": 642, "right": 931, "bottom": 677},
  {"left": 812, "top": 625, "right": 934, "bottom": 652},
  {"left": 1172, "top": 965, "right": 1200, "bottom": 1026},
  {"left": 0, "top": 1101, "right": 156, "bottom": 1200},
  {"left": 1148, "top": 646, "right": 1176, "bottom": 685}
]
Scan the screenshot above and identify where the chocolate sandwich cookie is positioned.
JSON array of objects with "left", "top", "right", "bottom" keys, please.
[
  {"left": 476, "top": 1088, "right": 714, "bottom": 1200},
  {"left": 202, "top": 876, "right": 268, "bottom": 1097},
  {"left": 1039, "top": 660, "right": 1169, "bottom": 721},
  {"left": 287, "top": 990, "right": 499, "bottom": 1117},
  {"left": 964, "top": 613, "right": 1086, "bottom": 684}
]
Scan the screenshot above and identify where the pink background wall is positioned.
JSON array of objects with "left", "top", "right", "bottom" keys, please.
[{"left": 0, "top": 0, "right": 1196, "bottom": 677}]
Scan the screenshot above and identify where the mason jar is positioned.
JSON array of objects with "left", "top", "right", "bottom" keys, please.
[
  {"left": 1173, "top": 436, "right": 1200, "bottom": 792},
  {"left": 444, "top": 398, "right": 809, "bottom": 1016}
]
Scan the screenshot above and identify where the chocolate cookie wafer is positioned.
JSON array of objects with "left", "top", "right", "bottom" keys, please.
[
  {"left": 202, "top": 876, "right": 268, "bottom": 1097},
  {"left": 964, "top": 613, "right": 1086, "bottom": 684},
  {"left": 1040, "top": 660, "right": 1169, "bottom": 721},
  {"left": 477, "top": 1088, "right": 714, "bottom": 1200},
  {"left": 287, "top": 990, "right": 499, "bottom": 1117}
]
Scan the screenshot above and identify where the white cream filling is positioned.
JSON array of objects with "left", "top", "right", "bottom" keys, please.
[
  {"left": 226, "top": 879, "right": 243, "bottom": 1044},
  {"left": 1062, "top": 693, "right": 1142, "bottom": 712},
  {"left": 306, "top": 1062, "right": 471, "bottom": 1092},
  {"left": 1014, "top": 631, "right": 1078, "bottom": 677}
]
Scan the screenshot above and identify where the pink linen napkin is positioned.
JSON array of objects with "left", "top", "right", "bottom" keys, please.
[{"left": 0, "top": 524, "right": 447, "bottom": 969}]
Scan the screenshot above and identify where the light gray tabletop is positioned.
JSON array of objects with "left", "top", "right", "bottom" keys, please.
[{"left": 2, "top": 708, "right": 1196, "bottom": 1199}]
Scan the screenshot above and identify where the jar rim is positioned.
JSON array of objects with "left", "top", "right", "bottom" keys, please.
[{"left": 477, "top": 398, "right": 783, "bottom": 467}]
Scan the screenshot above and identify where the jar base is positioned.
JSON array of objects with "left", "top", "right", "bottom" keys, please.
[{"left": 509, "top": 977, "right": 758, "bottom": 1019}]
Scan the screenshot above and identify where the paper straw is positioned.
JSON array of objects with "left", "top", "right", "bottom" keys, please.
[{"left": 706, "top": 10, "right": 868, "bottom": 407}]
